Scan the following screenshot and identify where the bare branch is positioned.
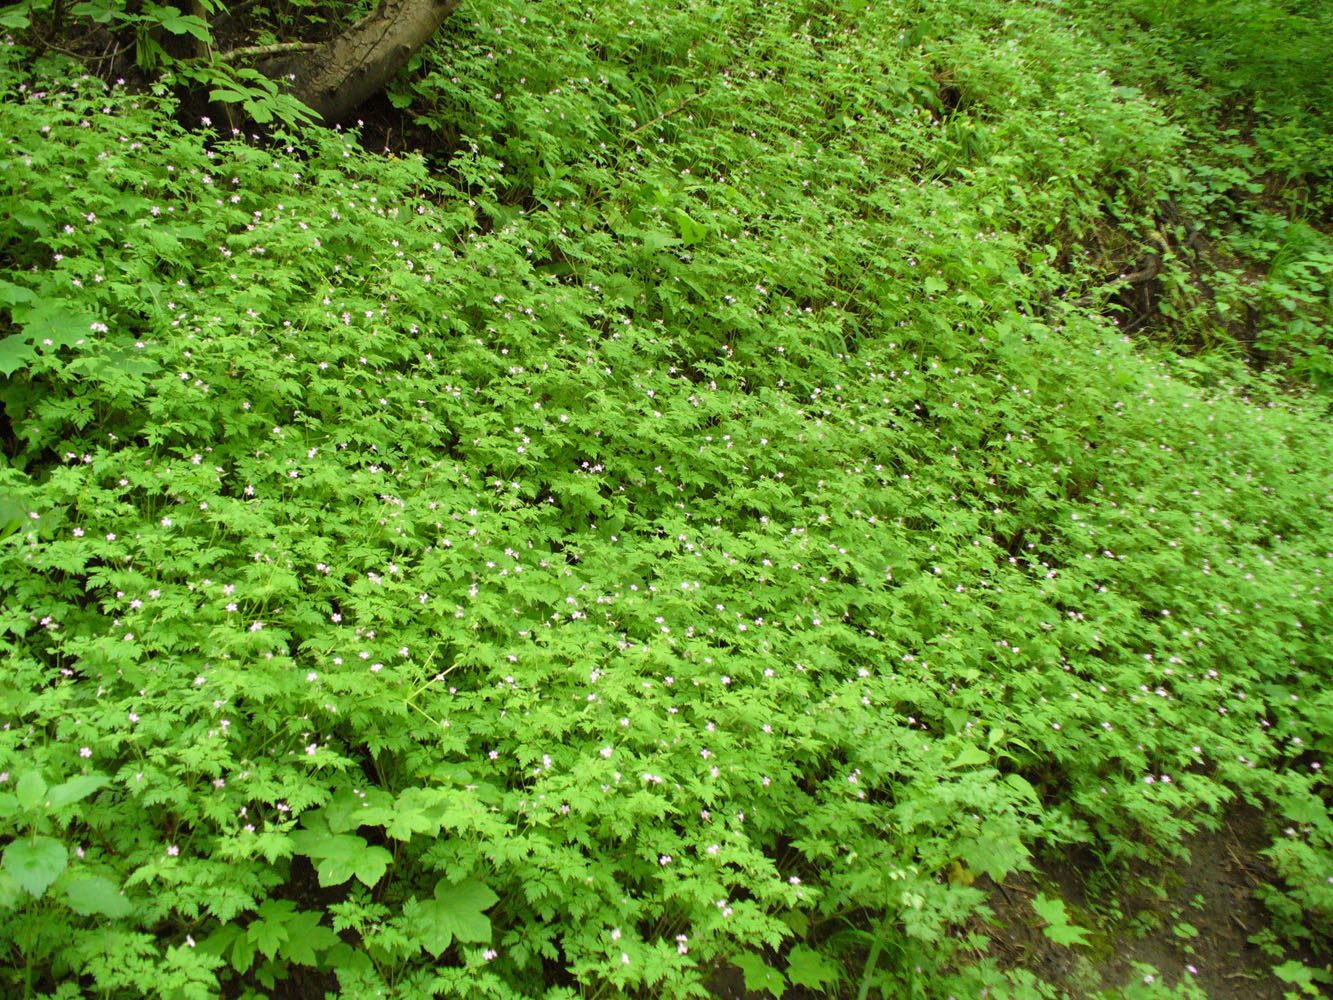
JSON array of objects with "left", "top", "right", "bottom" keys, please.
[{"left": 217, "top": 41, "right": 318, "bottom": 64}]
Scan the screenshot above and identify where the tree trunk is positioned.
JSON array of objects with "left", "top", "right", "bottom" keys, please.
[{"left": 257, "top": 0, "right": 460, "bottom": 124}]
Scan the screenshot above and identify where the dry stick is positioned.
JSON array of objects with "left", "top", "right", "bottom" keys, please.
[
  {"left": 1224, "top": 841, "right": 1257, "bottom": 881},
  {"left": 216, "top": 41, "right": 318, "bottom": 63},
  {"left": 628, "top": 91, "right": 705, "bottom": 136}
]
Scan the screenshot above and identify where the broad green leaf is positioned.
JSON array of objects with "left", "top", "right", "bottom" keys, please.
[
  {"left": 155, "top": 8, "right": 211, "bottom": 41},
  {"left": 1032, "top": 892, "right": 1091, "bottom": 947},
  {"left": 639, "top": 227, "right": 681, "bottom": 253},
  {"left": 0, "top": 279, "right": 36, "bottom": 307},
  {"left": 64, "top": 875, "right": 133, "bottom": 918},
  {"left": 230, "top": 934, "right": 256, "bottom": 974},
  {"left": 244, "top": 100, "right": 274, "bottom": 125},
  {"left": 1272, "top": 959, "right": 1329, "bottom": 991},
  {"left": 3, "top": 836, "right": 68, "bottom": 897},
  {"left": 16, "top": 302, "right": 96, "bottom": 351},
  {"left": 321, "top": 785, "right": 394, "bottom": 833},
  {"left": 0, "top": 868, "right": 20, "bottom": 911},
  {"left": 0, "top": 6, "right": 31, "bottom": 29},
  {"left": 320, "top": 845, "right": 389, "bottom": 888},
  {"left": 69, "top": 0, "right": 117, "bottom": 22},
  {"left": 671, "top": 208, "right": 707, "bottom": 247},
  {"left": 200, "top": 924, "right": 241, "bottom": 957},
  {"left": 965, "top": 829, "right": 1030, "bottom": 883},
  {"left": 290, "top": 829, "right": 391, "bottom": 888},
  {"left": 0, "top": 330, "right": 33, "bottom": 374},
  {"left": 46, "top": 774, "right": 108, "bottom": 811},
  {"left": 785, "top": 944, "right": 839, "bottom": 989},
  {"left": 382, "top": 786, "right": 446, "bottom": 841},
  {"left": 1279, "top": 793, "right": 1330, "bottom": 828},
  {"left": 15, "top": 771, "right": 46, "bottom": 812},
  {"left": 404, "top": 878, "right": 498, "bottom": 957},
  {"left": 208, "top": 88, "right": 251, "bottom": 104},
  {"left": 247, "top": 900, "right": 294, "bottom": 959},
  {"left": 0, "top": 493, "right": 25, "bottom": 540},
  {"left": 732, "top": 953, "right": 787, "bottom": 996},
  {"left": 947, "top": 745, "right": 989, "bottom": 769},
  {"left": 1004, "top": 773, "right": 1039, "bottom": 802},
  {"left": 278, "top": 911, "right": 341, "bottom": 966}
]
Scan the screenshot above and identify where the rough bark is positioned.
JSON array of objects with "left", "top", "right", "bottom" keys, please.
[{"left": 257, "top": 0, "right": 460, "bottom": 124}]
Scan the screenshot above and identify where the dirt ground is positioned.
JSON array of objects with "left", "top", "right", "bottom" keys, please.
[
  {"left": 983, "top": 805, "right": 1314, "bottom": 998},
  {"left": 708, "top": 804, "right": 1330, "bottom": 999}
]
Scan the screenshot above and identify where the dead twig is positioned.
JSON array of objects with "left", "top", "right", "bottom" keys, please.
[
  {"left": 216, "top": 41, "right": 318, "bottom": 64},
  {"left": 628, "top": 91, "right": 705, "bottom": 136}
]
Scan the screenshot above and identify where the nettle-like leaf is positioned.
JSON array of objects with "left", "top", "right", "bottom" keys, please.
[
  {"left": 46, "top": 774, "right": 109, "bottom": 812},
  {"left": 1031, "top": 893, "right": 1092, "bottom": 947},
  {"left": 288, "top": 828, "right": 391, "bottom": 889},
  {"left": 14, "top": 771, "right": 46, "bottom": 812},
  {"left": 279, "top": 909, "right": 341, "bottom": 966},
  {"left": 1, "top": 1, "right": 1331, "bottom": 996},
  {"left": 3, "top": 835, "right": 68, "bottom": 898},
  {"left": 403, "top": 878, "right": 498, "bottom": 958},
  {"left": 63, "top": 874, "right": 134, "bottom": 918},
  {"left": 785, "top": 944, "right": 840, "bottom": 990},
  {"left": 246, "top": 898, "right": 297, "bottom": 959},
  {"left": 732, "top": 953, "right": 787, "bottom": 997}
]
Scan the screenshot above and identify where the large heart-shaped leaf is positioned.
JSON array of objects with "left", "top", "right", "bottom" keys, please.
[
  {"left": 64, "top": 875, "right": 133, "bottom": 918},
  {"left": 3, "top": 836, "right": 68, "bottom": 898},
  {"left": 403, "top": 878, "right": 498, "bottom": 957}
]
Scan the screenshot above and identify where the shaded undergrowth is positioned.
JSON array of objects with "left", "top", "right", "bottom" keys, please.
[{"left": 0, "top": 1, "right": 1329, "bottom": 997}]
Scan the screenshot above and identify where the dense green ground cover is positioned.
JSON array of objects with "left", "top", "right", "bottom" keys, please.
[{"left": 0, "top": 0, "right": 1329, "bottom": 996}]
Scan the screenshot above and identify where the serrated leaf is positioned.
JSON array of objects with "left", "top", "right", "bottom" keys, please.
[
  {"left": 1004, "top": 773, "right": 1039, "bottom": 802},
  {"left": 321, "top": 785, "right": 394, "bottom": 833},
  {"left": 199, "top": 924, "right": 241, "bottom": 959},
  {"left": 0, "top": 868, "right": 21, "bottom": 911},
  {"left": 0, "top": 279, "right": 36, "bottom": 307},
  {"left": 671, "top": 208, "right": 707, "bottom": 247},
  {"left": 157, "top": 9, "right": 211, "bottom": 41},
  {"left": 383, "top": 787, "right": 445, "bottom": 841},
  {"left": 3, "top": 836, "right": 68, "bottom": 897},
  {"left": 69, "top": 0, "right": 115, "bottom": 22},
  {"left": 732, "top": 953, "right": 787, "bottom": 996},
  {"left": 46, "top": 774, "right": 108, "bottom": 811},
  {"left": 247, "top": 906, "right": 291, "bottom": 959},
  {"left": 64, "top": 875, "right": 133, "bottom": 918},
  {"left": 15, "top": 772, "right": 46, "bottom": 812},
  {"left": 786, "top": 944, "right": 839, "bottom": 989},
  {"left": 328, "top": 847, "right": 389, "bottom": 888},
  {"left": 1032, "top": 892, "right": 1091, "bottom": 947},
  {"left": 1043, "top": 920, "right": 1092, "bottom": 947},
  {"left": 947, "top": 745, "right": 989, "bottom": 769},
  {"left": 404, "top": 878, "right": 498, "bottom": 957},
  {"left": 291, "top": 827, "right": 390, "bottom": 886},
  {"left": 0, "top": 6, "right": 31, "bottom": 29},
  {"left": 279, "top": 910, "right": 340, "bottom": 966},
  {"left": 230, "top": 933, "right": 256, "bottom": 973},
  {"left": 1279, "top": 793, "right": 1329, "bottom": 828},
  {"left": 16, "top": 302, "right": 95, "bottom": 351},
  {"left": 244, "top": 100, "right": 274, "bottom": 124}
]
